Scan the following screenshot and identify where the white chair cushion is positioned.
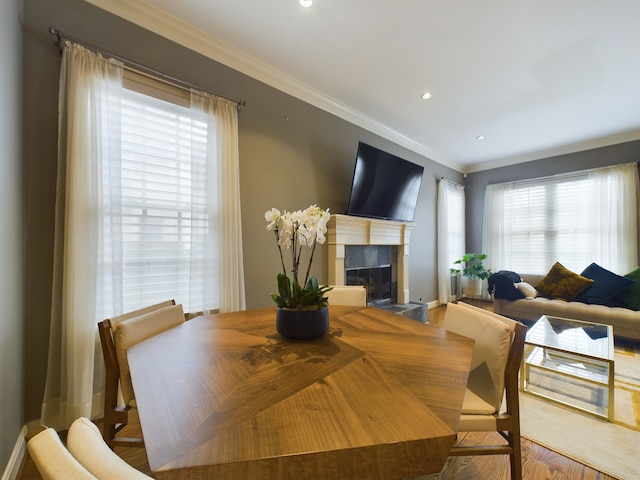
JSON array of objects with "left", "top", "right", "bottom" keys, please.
[
  {"left": 115, "top": 303, "right": 185, "bottom": 405},
  {"left": 325, "top": 285, "right": 367, "bottom": 306},
  {"left": 461, "top": 387, "right": 496, "bottom": 415},
  {"left": 443, "top": 302, "right": 515, "bottom": 412},
  {"left": 67, "top": 417, "right": 152, "bottom": 479},
  {"left": 28, "top": 428, "right": 97, "bottom": 480},
  {"left": 458, "top": 413, "right": 499, "bottom": 432}
]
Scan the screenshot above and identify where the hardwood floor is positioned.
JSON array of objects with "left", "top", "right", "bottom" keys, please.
[{"left": 17, "top": 302, "right": 619, "bottom": 480}]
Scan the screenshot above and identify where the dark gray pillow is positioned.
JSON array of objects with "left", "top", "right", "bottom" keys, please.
[{"left": 574, "top": 263, "right": 634, "bottom": 305}]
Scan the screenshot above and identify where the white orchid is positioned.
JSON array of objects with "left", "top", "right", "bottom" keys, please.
[{"left": 265, "top": 205, "right": 332, "bottom": 310}]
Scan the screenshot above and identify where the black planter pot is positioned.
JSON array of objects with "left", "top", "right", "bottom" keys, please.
[{"left": 276, "top": 306, "right": 329, "bottom": 340}]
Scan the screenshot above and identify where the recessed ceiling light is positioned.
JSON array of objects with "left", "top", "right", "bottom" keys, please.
[
  {"left": 299, "top": 0, "right": 313, "bottom": 7},
  {"left": 420, "top": 92, "right": 432, "bottom": 100},
  {"left": 476, "top": 135, "right": 486, "bottom": 141}
]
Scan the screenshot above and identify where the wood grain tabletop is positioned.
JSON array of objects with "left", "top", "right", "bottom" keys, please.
[{"left": 127, "top": 305, "right": 474, "bottom": 479}]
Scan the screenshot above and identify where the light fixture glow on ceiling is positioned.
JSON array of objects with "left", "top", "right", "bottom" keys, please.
[
  {"left": 299, "top": 0, "right": 313, "bottom": 7},
  {"left": 476, "top": 135, "right": 486, "bottom": 141},
  {"left": 420, "top": 92, "right": 432, "bottom": 100}
]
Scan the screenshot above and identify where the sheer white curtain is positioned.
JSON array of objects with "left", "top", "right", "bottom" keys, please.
[
  {"left": 482, "top": 183, "right": 509, "bottom": 273},
  {"left": 483, "top": 162, "right": 639, "bottom": 275},
  {"left": 437, "top": 179, "right": 465, "bottom": 304},
  {"left": 190, "top": 91, "right": 246, "bottom": 312},
  {"left": 585, "top": 163, "right": 639, "bottom": 273},
  {"left": 42, "top": 42, "right": 123, "bottom": 429},
  {"left": 42, "top": 42, "right": 246, "bottom": 429}
]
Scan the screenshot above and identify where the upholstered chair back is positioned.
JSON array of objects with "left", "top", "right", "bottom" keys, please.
[
  {"left": 443, "top": 301, "right": 516, "bottom": 413},
  {"left": 27, "top": 427, "right": 97, "bottom": 480},
  {"left": 114, "top": 303, "right": 185, "bottom": 406},
  {"left": 67, "top": 417, "right": 152, "bottom": 479},
  {"left": 325, "top": 285, "right": 367, "bottom": 306}
]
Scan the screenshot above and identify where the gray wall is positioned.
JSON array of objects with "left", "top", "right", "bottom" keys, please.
[
  {"left": 0, "top": 0, "right": 23, "bottom": 472},
  {"left": 20, "top": 0, "right": 463, "bottom": 424},
  {"left": 465, "top": 140, "right": 640, "bottom": 262},
  {"left": 14, "top": 0, "right": 640, "bottom": 460}
]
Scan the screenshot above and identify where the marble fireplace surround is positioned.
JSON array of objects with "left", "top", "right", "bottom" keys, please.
[{"left": 327, "top": 214, "right": 414, "bottom": 304}]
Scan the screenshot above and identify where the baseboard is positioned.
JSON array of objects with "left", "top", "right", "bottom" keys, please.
[{"left": 1, "top": 425, "right": 28, "bottom": 480}]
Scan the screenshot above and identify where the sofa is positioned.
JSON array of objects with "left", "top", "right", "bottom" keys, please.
[{"left": 493, "top": 272, "right": 640, "bottom": 341}]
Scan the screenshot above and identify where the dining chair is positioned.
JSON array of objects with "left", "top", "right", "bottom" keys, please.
[
  {"left": 27, "top": 426, "right": 97, "bottom": 480},
  {"left": 67, "top": 417, "right": 152, "bottom": 479},
  {"left": 97, "top": 300, "right": 185, "bottom": 447},
  {"left": 442, "top": 301, "right": 527, "bottom": 480},
  {"left": 325, "top": 285, "right": 367, "bottom": 306}
]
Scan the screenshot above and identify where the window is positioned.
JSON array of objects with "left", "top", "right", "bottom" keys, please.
[
  {"left": 117, "top": 87, "right": 218, "bottom": 312},
  {"left": 483, "top": 163, "right": 639, "bottom": 275},
  {"left": 91, "top": 68, "right": 244, "bottom": 318},
  {"left": 445, "top": 183, "right": 465, "bottom": 271}
]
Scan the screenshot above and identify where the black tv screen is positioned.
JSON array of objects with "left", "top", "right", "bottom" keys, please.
[{"left": 346, "top": 142, "right": 424, "bottom": 222}]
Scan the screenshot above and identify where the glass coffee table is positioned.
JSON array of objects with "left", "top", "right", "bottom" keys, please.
[{"left": 520, "top": 315, "right": 614, "bottom": 421}]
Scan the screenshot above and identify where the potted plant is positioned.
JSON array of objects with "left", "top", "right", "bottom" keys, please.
[
  {"left": 265, "top": 205, "right": 333, "bottom": 339},
  {"left": 451, "top": 253, "right": 491, "bottom": 297}
]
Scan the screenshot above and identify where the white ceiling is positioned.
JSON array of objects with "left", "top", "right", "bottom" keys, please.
[{"left": 87, "top": 0, "right": 640, "bottom": 172}]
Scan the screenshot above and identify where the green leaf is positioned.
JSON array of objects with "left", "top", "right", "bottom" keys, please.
[{"left": 271, "top": 274, "right": 331, "bottom": 310}]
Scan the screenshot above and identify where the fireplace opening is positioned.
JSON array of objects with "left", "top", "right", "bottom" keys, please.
[
  {"left": 344, "top": 245, "right": 398, "bottom": 306},
  {"left": 346, "top": 265, "right": 395, "bottom": 306}
]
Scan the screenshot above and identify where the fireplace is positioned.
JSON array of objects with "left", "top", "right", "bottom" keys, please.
[
  {"left": 344, "top": 245, "right": 397, "bottom": 305},
  {"left": 327, "top": 214, "right": 413, "bottom": 304}
]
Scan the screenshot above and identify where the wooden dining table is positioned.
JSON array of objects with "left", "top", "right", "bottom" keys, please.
[{"left": 127, "top": 305, "right": 474, "bottom": 480}]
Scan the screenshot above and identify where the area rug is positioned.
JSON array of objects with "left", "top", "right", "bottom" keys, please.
[
  {"left": 522, "top": 338, "right": 640, "bottom": 431},
  {"left": 520, "top": 394, "right": 640, "bottom": 479},
  {"left": 520, "top": 338, "right": 640, "bottom": 479}
]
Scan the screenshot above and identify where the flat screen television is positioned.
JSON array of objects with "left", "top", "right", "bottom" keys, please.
[{"left": 346, "top": 142, "right": 424, "bottom": 222}]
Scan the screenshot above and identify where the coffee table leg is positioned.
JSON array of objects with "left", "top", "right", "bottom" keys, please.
[{"left": 608, "top": 361, "right": 615, "bottom": 422}]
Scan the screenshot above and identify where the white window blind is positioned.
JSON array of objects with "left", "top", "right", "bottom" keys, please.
[
  {"left": 484, "top": 163, "right": 639, "bottom": 275},
  {"left": 117, "top": 87, "right": 218, "bottom": 312}
]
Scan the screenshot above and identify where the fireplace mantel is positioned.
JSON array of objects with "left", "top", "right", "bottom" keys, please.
[{"left": 327, "top": 214, "right": 414, "bottom": 304}]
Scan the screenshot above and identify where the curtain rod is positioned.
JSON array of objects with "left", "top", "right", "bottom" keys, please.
[
  {"left": 439, "top": 176, "right": 465, "bottom": 189},
  {"left": 48, "top": 27, "right": 247, "bottom": 110},
  {"left": 484, "top": 160, "right": 639, "bottom": 189}
]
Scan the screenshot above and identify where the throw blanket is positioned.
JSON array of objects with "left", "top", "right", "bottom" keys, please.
[{"left": 488, "top": 270, "right": 525, "bottom": 300}]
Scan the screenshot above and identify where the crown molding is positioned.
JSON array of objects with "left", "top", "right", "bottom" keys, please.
[
  {"left": 84, "top": 0, "right": 458, "bottom": 171},
  {"left": 466, "top": 129, "right": 640, "bottom": 174}
]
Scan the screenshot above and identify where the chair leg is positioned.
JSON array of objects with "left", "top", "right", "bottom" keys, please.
[
  {"left": 508, "top": 431, "right": 523, "bottom": 480},
  {"left": 102, "top": 409, "right": 128, "bottom": 448}
]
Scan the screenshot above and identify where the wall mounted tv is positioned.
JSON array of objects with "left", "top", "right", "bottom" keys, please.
[{"left": 346, "top": 142, "right": 424, "bottom": 222}]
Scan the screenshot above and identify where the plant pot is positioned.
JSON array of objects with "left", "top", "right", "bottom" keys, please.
[
  {"left": 461, "top": 276, "right": 483, "bottom": 297},
  {"left": 276, "top": 306, "right": 329, "bottom": 340},
  {"left": 450, "top": 273, "right": 460, "bottom": 300}
]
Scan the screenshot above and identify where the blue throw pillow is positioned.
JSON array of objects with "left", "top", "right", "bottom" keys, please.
[{"left": 573, "top": 263, "right": 635, "bottom": 305}]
